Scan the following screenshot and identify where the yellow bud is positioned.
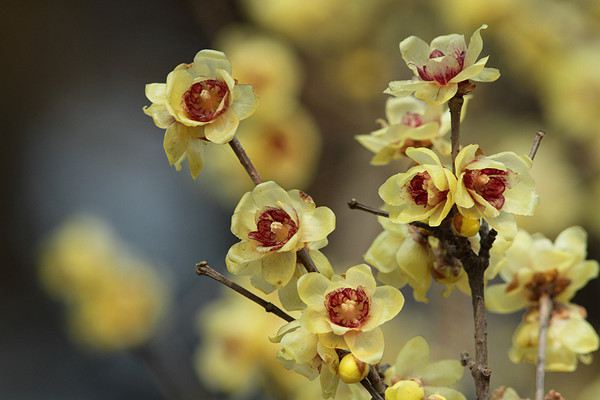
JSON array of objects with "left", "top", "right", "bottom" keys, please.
[
  {"left": 452, "top": 214, "right": 480, "bottom": 237},
  {"left": 338, "top": 353, "right": 369, "bottom": 383},
  {"left": 385, "top": 380, "right": 425, "bottom": 400}
]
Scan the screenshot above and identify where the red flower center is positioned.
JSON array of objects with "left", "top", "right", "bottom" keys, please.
[
  {"left": 417, "top": 48, "right": 466, "bottom": 85},
  {"left": 463, "top": 168, "right": 509, "bottom": 210},
  {"left": 325, "top": 286, "right": 370, "bottom": 328},
  {"left": 401, "top": 112, "right": 424, "bottom": 128},
  {"left": 248, "top": 208, "right": 298, "bottom": 250},
  {"left": 183, "top": 79, "right": 230, "bottom": 122},
  {"left": 407, "top": 172, "right": 448, "bottom": 208}
]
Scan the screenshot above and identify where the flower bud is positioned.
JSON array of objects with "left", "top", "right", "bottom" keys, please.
[
  {"left": 452, "top": 214, "right": 480, "bottom": 237},
  {"left": 338, "top": 353, "right": 369, "bottom": 383},
  {"left": 385, "top": 379, "right": 425, "bottom": 400}
]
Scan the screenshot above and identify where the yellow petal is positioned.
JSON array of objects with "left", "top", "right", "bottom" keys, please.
[
  {"left": 225, "top": 241, "right": 262, "bottom": 274},
  {"left": 415, "top": 82, "right": 458, "bottom": 105},
  {"left": 192, "top": 49, "right": 232, "bottom": 76},
  {"left": 363, "top": 285, "right": 404, "bottom": 330},
  {"left": 204, "top": 111, "right": 240, "bottom": 144},
  {"left": 465, "top": 24, "right": 487, "bottom": 67},
  {"left": 143, "top": 104, "right": 175, "bottom": 129},
  {"left": 298, "top": 272, "right": 331, "bottom": 307},
  {"left": 365, "top": 231, "right": 404, "bottom": 274},
  {"left": 454, "top": 144, "right": 479, "bottom": 173},
  {"left": 399, "top": 36, "right": 430, "bottom": 73},
  {"left": 185, "top": 138, "right": 205, "bottom": 179},
  {"left": 416, "top": 360, "right": 463, "bottom": 386},
  {"left": 302, "top": 307, "right": 332, "bottom": 334},
  {"left": 485, "top": 283, "right": 527, "bottom": 313},
  {"left": 301, "top": 207, "right": 336, "bottom": 243},
  {"left": 163, "top": 123, "right": 191, "bottom": 166},
  {"left": 406, "top": 147, "right": 442, "bottom": 166},
  {"left": 472, "top": 67, "right": 500, "bottom": 82},
  {"left": 231, "top": 84, "right": 258, "bottom": 121},
  {"left": 450, "top": 56, "right": 488, "bottom": 83},
  {"left": 145, "top": 83, "right": 167, "bottom": 104},
  {"left": 261, "top": 251, "right": 296, "bottom": 288},
  {"left": 385, "top": 80, "right": 431, "bottom": 97},
  {"left": 393, "top": 336, "right": 430, "bottom": 377},
  {"left": 344, "top": 328, "right": 384, "bottom": 364},
  {"left": 345, "top": 264, "right": 377, "bottom": 295}
]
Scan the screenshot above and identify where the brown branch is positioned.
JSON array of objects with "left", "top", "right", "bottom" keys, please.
[
  {"left": 229, "top": 137, "right": 263, "bottom": 185},
  {"left": 448, "top": 95, "right": 465, "bottom": 174},
  {"left": 297, "top": 247, "right": 319, "bottom": 273},
  {"left": 132, "top": 345, "right": 185, "bottom": 400},
  {"left": 529, "top": 131, "right": 545, "bottom": 161},
  {"left": 348, "top": 198, "right": 389, "bottom": 217},
  {"left": 367, "top": 365, "right": 387, "bottom": 395},
  {"left": 535, "top": 294, "right": 553, "bottom": 400},
  {"left": 196, "top": 261, "right": 294, "bottom": 323}
]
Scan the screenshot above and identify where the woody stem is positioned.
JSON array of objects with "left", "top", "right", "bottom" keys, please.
[
  {"left": 535, "top": 294, "right": 553, "bottom": 400},
  {"left": 448, "top": 95, "right": 464, "bottom": 174}
]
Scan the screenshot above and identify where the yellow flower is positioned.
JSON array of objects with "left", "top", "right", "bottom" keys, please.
[
  {"left": 205, "top": 103, "right": 321, "bottom": 204},
  {"left": 194, "top": 290, "right": 284, "bottom": 395},
  {"left": 217, "top": 27, "right": 302, "bottom": 114},
  {"left": 356, "top": 97, "right": 453, "bottom": 166},
  {"left": 509, "top": 303, "right": 599, "bottom": 372},
  {"left": 38, "top": 215, "right": 168, "bottom": 351},
  {"left": 226, "top": 181, "right": 335, "bottom": 292},
  {"left": 271, "top": 320, "right": 341, "bottom": 398},
  {"left": 297, "top": 264, "right": 404, "bottom": 364},
  {"left": 486, "top": 227, "right": 598, "bottom": 313},
  {"left": 454, "top": 144, "right": 537, "bottom": 237},
  {"left": 386, "top": 25, "right": 499, "bottom": 105},
  {"left": 143, "top": 49, "right": 257, "bottom": 178},
  {"left": 379, "top": 147, "right": 457, "bottom": 227},
  {"left": 385, "top": 336, "right": 466, "bottom": 400},
  {"left": 491, "top": 386, "right": 525, "bottom": 400}
]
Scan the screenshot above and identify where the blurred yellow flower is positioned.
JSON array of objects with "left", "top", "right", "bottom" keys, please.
[
  {"left": 379, "top": 147, "right": 456, "bottom": 227},
  {"left": 297, "top": 264, "right": 404, "bottom": 364},
  {"left": 491, "top": 386, "right": 525, "bottom": 400},
  {"left": 143, "top": 50, "right": 257, "bottom": 178},
  {"left": 336, "top": 47, "right": 392, "bottom": 101},
  {"left": 487, "top": 227, "right": 598, "bottom": 314},
  {"left": 194, "top": 290, "right": 289, "bottom": 395},
  {"left": 356, "top": 97, "right": 452, "bottom": 166},
  {"left": 454, "top": 144, "right": 537, "bottom": 237},
  {"left": 509, "top": 303, "right": 599, "bottom": 371},
  {"left": 205, "top": 104, "right": 321, "bottom": 203},
  {"left": 217, "top": 27, "right": 302, "bottom": 114},
  {"left": 385, "top": 336, "right": 466, "bottom": 400},
  {"left": 226, "top": 181, "right": 335, "bottom": 292},
  {"left": 386, "top": 25, "right": 499, "bottom": 104},
  {"left": 38, "top": 215, "right": 168, "bottom": 351}
]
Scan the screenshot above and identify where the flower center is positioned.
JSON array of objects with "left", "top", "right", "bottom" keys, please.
[
  {"left": 463, "top": 168, "right": 509, "bottom": 210},
  {"left": 417, "top": 48, "right": 466, "bottom": 85},
  {"left": 183, "top": 79, "right": 230, "bottom": 122},
  {"left": 248, "top": 208, "right": 298, "bottom": 250},
  {"left": 401, "top": 112, "right": 424, "bottom": 127},
  {"left": 521, "top": 270, "right": 571, "bottom": 302},
  {"left": 325, "top": 286, "right": 370, "bottom": 328},
  {"left": 407, "top": 172, "right": 448, "bottom": 208}
]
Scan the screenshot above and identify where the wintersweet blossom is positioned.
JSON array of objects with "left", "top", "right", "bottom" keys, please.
[
  {"left": 355, "top": 97, "right": 453, "bottom": 166},
  {"left": 297, "top": 264, "right": 404, "bottom": 364},
  {"left": 386, "top": 25, "right": 499, "bottom": 104},
  {"left": 509, "top": 303, "right": 599, "bottom": 371},
  {"left": 226, "top": 181, "right": 335, "bottom": 292},
  {"left": 486, "top": 227, "right": 599, "bottom": 313},
  {"left": 454, "top": 144, "right": 537, "bottom": 237},
  {"left": 271, "top": 320, "right": 340, "bottom": 398},
  {"left": 385, "top": 336, "right": 466, "bottom": 400},
  {"left": 379, "top": 147, "right": 456, "bottom": 227},
  {"left": 143, "top": 50, "right": 257, "bottom": 178}
]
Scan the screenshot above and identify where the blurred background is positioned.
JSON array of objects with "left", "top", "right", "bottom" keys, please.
[{"left": 2, "top": 0, "right": 600, "bottom": 398}]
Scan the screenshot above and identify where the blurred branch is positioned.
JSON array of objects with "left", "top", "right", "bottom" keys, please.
[
  {"left": 132, "top": 345, "right": 186, "bottom": 400},
  {"left": 196, "top": 261, "right": 294, "bottom": 322},
  {"left": 229, "top": 137, "right": 263, "bottom": 185},
  {"left": 535, "top": 294, "right": 553, "bottom": 400},
  {"left": 529, "top": 131, "right": 545, "bottom": 161}
]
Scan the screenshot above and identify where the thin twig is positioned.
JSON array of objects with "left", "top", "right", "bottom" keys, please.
[
  {"left": 361, "top": 378, "right": 385, "bottom": 400},
  {"left": 229, "top": 137, "right": 263, "bottom": 185},
  {"left": 196, "top": 261, "right": 294, "bottom": 322},
  {"left": 297, "top": 247, "right": 318, "bottom": 273},
  {"left": 448, "top": 96, "right": 465, "bottom": 174},
  {"left": 348, "top": 198, "right": 390, "bottom": 217},
  {"left": 535, "top": 294, "right": 553, "bottom": 400},
  {"left": 529, "top": 131, "right": 545, "bottom": 161},
  {"left": 132, "top": 345, "right": 184, "bottom": 400},
  {"left": 367, "top": 366, "right": 387, "bottom": 395}
]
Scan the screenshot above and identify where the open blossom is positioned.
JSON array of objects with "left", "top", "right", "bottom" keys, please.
[
  {"left": 486, "top": 227, "right": 599, "bottom": 313},
  {"left": 510, "top": 303, "right": 599, "bottom": 371},
  {"left": 143, "top": 50, "right": 257, "bottom": 178},
  {"left": 355, "top": 97, "right": 453, "bottom": 166},
  {"left": 379, "top": 147, "right": 456, "bottom": 227},
  {"left": 384, "top": 336, "right": 466, "bottom": 400},
  {"left": 297, "top": 264, "right": 404, "bottom": 364},
  {"left": 455, "top": 144, "right": 537, "bottom": 237},
  {"left": 226, "top": 181, "right": 335, "bottom": 293},
  {"left": 386, "top": 25, "right": 499, "bottom": 105}
]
